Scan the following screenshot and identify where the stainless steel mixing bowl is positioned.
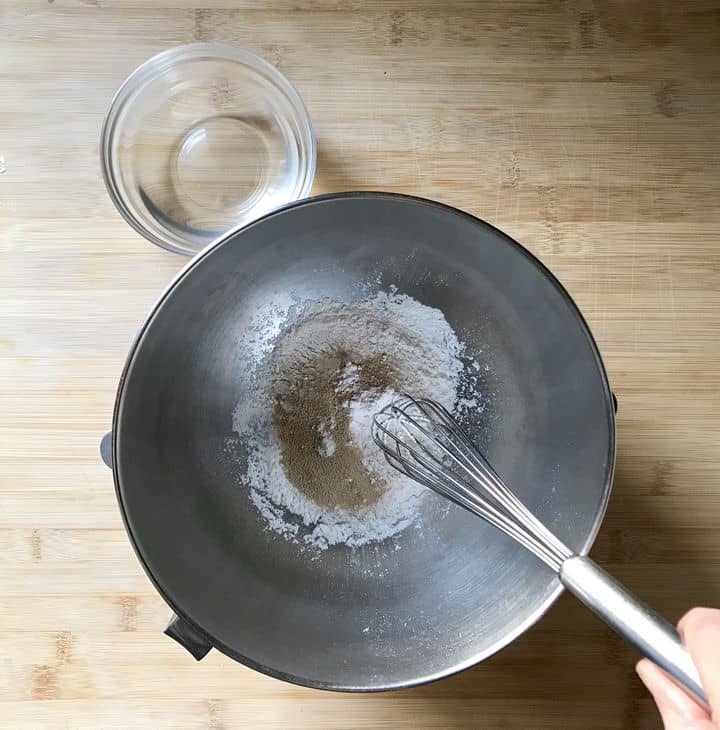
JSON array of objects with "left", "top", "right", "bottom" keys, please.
[{"left": 105, "top": 192, "right": 615, "bottom": 690}]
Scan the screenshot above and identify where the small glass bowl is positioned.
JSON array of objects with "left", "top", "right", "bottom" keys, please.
[{"left": 100, "top": 43, "right": 316, "bottom": 256}]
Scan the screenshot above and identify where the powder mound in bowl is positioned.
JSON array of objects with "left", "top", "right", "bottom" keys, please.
[
  {"left": 273, "top": 353, "right": 393, "bottom": 510},
  {"left": 232, "top": 290, "right": 468, "bottom": 549}
]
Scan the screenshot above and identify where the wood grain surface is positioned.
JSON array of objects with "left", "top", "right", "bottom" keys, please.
[{"left": 2, "top": 1, "right": 719, "bottom": 728}]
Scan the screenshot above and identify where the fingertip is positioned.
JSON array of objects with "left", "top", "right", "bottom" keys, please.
[
  {"left": 636, "top": 657, "right": 653, "bottom": 684},
  {"left": 635, "top": 659, "right": 710, "bottom": 726},
  {"left": 677, "top": 606, "right": 715, "bottom": 639},
  {"left": 636, "top": 657, "right": 665, "bottom": 686},
  {"left": 676, "top": 607, "right": 720, "bottom": 716}
]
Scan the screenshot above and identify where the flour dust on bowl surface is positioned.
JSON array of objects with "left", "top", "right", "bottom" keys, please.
[
  {"left": 100, "top": 43, "right": 316, "bottom": 255},
  {"left": 232, "top": 289, "right": 475, "bottom": 551},
  {"left": 109, "top": 193, "right": 615, "bottom": 690}
]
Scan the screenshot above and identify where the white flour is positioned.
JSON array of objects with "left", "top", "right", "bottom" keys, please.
[
  {"left": 232, "top": 290, "right": 471, "bottom": 549},
  {"left": 316, "top": 418, "right": 337, "bottom": 458}
]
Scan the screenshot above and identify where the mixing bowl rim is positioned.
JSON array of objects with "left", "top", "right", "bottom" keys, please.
[
  {"left": 110, "top": 191, "right": 616, "bottom": 691},
  {"left": 99, "top": 41, "right": 317, "bottom": 256}
]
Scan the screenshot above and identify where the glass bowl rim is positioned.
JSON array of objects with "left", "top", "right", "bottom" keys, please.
[{"left": 99, "top": 42, "right": 317, "bottom": 256}]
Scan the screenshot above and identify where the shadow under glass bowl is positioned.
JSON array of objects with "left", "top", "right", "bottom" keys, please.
[{"left": 100, "top": 43, "right": 316, "bottom": 256}]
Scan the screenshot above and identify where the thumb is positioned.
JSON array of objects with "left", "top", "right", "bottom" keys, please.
[{"left": 636, "top": 659, "right": 715, "bottom": 730}]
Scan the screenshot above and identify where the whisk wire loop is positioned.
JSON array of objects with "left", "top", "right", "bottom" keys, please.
[{"left": 372, "top": 395, "right": 572, "bottom": 571}]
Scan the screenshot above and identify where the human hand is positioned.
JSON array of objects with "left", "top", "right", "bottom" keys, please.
[{"left": 637, "top": 607, "right": 720, "bottom": 729}]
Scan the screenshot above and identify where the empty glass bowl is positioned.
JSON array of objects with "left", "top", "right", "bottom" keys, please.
[{"left": 100, "top": 43, "right": 316, "bottom": 255}]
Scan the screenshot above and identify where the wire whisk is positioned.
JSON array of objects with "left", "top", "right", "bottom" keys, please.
[
  {"left": 373, "top": 395, "right": 572, "bottom": 571},
  {"left": 372, "top": 394, "right": 708, "bottom": 709}
]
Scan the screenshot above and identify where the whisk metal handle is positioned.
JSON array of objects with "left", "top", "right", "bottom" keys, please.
[{"left": 560, "top": 556, "right": 708, "bottom": 711}]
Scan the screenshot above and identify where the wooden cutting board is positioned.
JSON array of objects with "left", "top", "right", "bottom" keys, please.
[{"left": 2, "top": 1, "right": 719, "bottom": 728}]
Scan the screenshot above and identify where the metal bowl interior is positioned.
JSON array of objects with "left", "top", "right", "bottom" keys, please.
[{"left": 113, "top": 193, "right": 614, "bottom": 690}]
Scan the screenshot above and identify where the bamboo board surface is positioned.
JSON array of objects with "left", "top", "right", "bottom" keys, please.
[{"left": 2, "top": 2, "right": 720, "bottom": 728}]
